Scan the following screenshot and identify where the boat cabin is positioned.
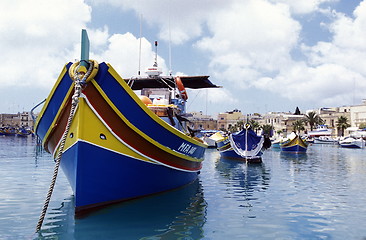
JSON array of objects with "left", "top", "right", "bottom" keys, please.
[{"left": 139, "top": 87, "right": 185, "bottom": 130}]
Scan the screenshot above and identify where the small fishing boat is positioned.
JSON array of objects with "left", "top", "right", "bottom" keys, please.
[
  {"left": 313, "top": 136, "right": 337, "bottom": 144},
  {"left": 307, "top": 125, "right": 332, "bottom": 137},
  {"left": 338, "top": 137, "right": 365, "bottom": 148},
  {"left": 211, "top": 125, "right": 265, "bottom": 163},
  {"left": 271, "top": 136, "right": 286, "bottom": 148},
  {"left": 1, "top": 127, "right": 17, "bottom": 136},
  {"left": 200, "top": 130, "right": 219, "bottom": 148},
  {"left": 280, "top": 132, "right": 308, "bottom": 153},
  {"left": 34, "top": 30, "right": 219, "bottom": 214},
  {"left": 16, "top": 127, "right": 32, "bottom": 137}
]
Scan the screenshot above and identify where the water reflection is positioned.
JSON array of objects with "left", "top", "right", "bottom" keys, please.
[
  {"left": 38, "top": 179, "right": 207, "bottom": 239},
  {"left": 280, "top": 151, "right": 308, "bottom": 162},
  {"left": 215, "top": 157, "right": 270, "bottom": 206}
]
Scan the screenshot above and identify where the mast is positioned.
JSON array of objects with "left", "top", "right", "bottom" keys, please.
[
  {"left": 79, "top": 29, "right": 90, "bottom": 73},
  {"left": 138, "top": 14, "right": 142, "bottom": 76}
]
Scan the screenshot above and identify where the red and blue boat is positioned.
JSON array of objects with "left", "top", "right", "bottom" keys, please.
[
  {"left": 280, "top": 132, "right": 308, "bottom": 153},
  {"left": 34, "top": 30, "right": 218, "bottom": 214},
  {"left": 16, "top": 127, "right": 32, "bottom": 137}
]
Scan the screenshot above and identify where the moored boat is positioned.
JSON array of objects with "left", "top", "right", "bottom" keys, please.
[
  {"left": 16, "top": 127, "right": 32, "bottom": 137},
  {"left": 34, "top": 30, "right": 219, "bottom": 214},
  {"left": 211, "top": 125, "right": 265, "bottom": 163},
  {"left": 314, "top": 136, "right": 337, "bottom": 144},
  {"left": 271, "top": 136, "right": 286, "bottom": 148},
  {"left": 1, "top": 127, "right": 17, "bottom": 136},
  {"left": 280, "top": 132, "right": 308, "bottom": 153},
  {"left": 307, "top": 125, "right": 332, "bottom": 137},
  {"left": 338, "top": 137, "right": 365, "bottom": 148},
  {"left": 201, "top": 130, "right": 219, "bottom": 148}
]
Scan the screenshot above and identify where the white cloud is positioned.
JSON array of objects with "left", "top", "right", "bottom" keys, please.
[
  {"left": 193, "top": 0, "right": 366, "bottom": 110},
  {"left": 91, "top": 0, "right": 236, "bottom": 45},
  {"left": 255, "top": 62, "right": 365, "bottom": 105},
  {"left": 269, "top": 0, "right": 338, "bottom": 15},
  {"left": 92, "top": 32, "right": 168, "bottom": 78},
  {"left": 196, "top": 0, "right": 301, "bottom": 87},
  {"left": 0, "top": 0, "right": 91, "bottom": 88},
  {"left": 0, "top": 0, "right": 168, "bottom": 90},
  {"left": 1, "top": 0, "right": 366, "bottom": 114},
  {"left": 288, "top": 1, "right": 366, "bottom": 107},
  {"left": 186, "top": 87, "right": 238, "bottom": 114}
]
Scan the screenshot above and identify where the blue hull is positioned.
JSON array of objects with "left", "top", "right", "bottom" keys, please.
[
  {"left": 215, "top": 133, "right": 262, "bottom": 162},
  {"left": 339, "top": 144, "right": 360, "bottom": 148},
  {"left": 62, "top": 141, "right": 198, "bottom": 212},
  {"left": 220, "top": 149, "right": 242, "bottom": 158},
  {"left": 281, "top": 145, "right": 307, "bottom": 153}
]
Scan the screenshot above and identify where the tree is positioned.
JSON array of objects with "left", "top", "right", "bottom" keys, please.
[
  {"left": 261, "top": 124, "right": 274, "bottom": 136},
  {"left": 248, "top": 119, "right": 260, "bottom": 133},
  {"left": 336, "top": 116, "right": 350, "bottom": 136},
  {"left": 358, "top": 122, "right": 366, "bottom": 129},
  {"left": 304, "top": 111, "right": 323, "bottom": 131},
  {"left": 292, "top": 120, "right": 305, "bottom": 134},
  {"left": 236, "top": 120, "right": 245, "bottom": 130}
]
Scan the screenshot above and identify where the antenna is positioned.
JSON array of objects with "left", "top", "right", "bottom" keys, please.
[
  {"left": 145, "top": 40, "right": 162, "bottom": 77},
  {"left": 138, "top": 14, "right": 142, "bottom": 75},
  {"left": 153, "top": 41, "right": 158, "bottom": 67},
  {"left": 168, "top": 10, "right": 172, "bottom": 75}
]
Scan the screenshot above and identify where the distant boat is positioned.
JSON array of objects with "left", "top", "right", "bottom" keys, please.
[
  {"left": 16, "top": 127, "right": 32, "bottom": 137},
  {"left": 200, "top": 130, "right": 218, "bottom": 148},
  {"left": 307, "top": 125, "right": 332, "bottom": 137},
  {"left": 280, "top": 132, "right": 308, "bottom": 153},
  {"left": 271, "top": 136, "right": 287, "bottom": 148},
  {"left": 313, "top": 136, "right": 337, "bottom": 144},
  {"left": 211, "top": 126, "right": 265, "bottom": 163},
  {"left": 0, "top": 127, "right": 16, "bottom": 136},
  {"left": 34, "top": 30, "right": 219, "bottom": 214},
  {"left": 338, "top": 137, "right": 365, "bottom": 148}
]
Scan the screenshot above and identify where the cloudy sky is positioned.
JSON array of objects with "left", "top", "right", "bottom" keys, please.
[{"left": 0, "top": 0, "right": 365, "bottom": 116}]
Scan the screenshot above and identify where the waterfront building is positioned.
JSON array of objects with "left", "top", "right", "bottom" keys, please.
[
  {"left": 187, "top": 111, "right": 217, "bottom": 130},
  {"left": 260, "top": 112, "right": 304, "bottom": 137},
  {"left": 349, "top": 100, "right": 366, "bottom": 129},
  {"left": 217, "top": 109, "right": 246, "bottom": 131},
  {"left": 0, "top": 112, "right": 34, "bottom": 128}
]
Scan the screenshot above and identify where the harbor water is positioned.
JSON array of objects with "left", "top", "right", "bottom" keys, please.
[{"left": 1, "top": 136, "right": 366, "bottom": 239}]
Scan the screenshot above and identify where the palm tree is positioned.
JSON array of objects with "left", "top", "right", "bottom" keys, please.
[
  {"left": 292, "top": 120, "right": 305, "bottom": 134},
  {"left": 304, "top": 111, "right": 323, "bottom": 131},
  {"left": 236, "top": 120, "right": 245, "bottom": 130},
  {"left": 248, "top": 119, "right": 260, "bottom": 134},
  {"left": 336, "top": 116, "right": 350, "bottom": 136},
  {"left": 228, "top": 124, "right": 237, "bottom": 133},
  {"left": 261, "top": 124, "right": 274, "bottom": 136}
]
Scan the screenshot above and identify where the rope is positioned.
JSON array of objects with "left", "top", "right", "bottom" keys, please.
[{"left": 35, "top": 61, "right": 94, "bottom": 233}]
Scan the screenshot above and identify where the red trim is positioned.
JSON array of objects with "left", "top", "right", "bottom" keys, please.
[
  {"left": 45, "top": 94, "right": 73, "bottom": 154},
  {"left": 83, "top": 84, "right": 201, "bottom": 171}
]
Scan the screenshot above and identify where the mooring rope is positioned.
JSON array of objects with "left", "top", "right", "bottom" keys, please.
[{"left": 35, "top": 61, "right": 94, "bottom": 233}]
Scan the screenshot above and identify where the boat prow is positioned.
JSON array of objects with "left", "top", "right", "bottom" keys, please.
[
  {"left": 34, "top": 30, "right": 219, "bottom": 214},
  {"left": 280, "top": 132, "right": 308, "bottom": 153}
]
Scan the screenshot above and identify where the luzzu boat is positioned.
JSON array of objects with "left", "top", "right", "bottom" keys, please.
[
  {"left": 280, "top": 132, "right": 308, "bottom": 153},
  {"left": 210, "top": 126, "right": 265, "bottom": 163},
  {"left": 34, "top": 30, "right": 218, "bottom": 214}
]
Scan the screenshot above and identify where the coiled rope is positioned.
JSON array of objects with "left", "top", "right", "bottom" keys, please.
[{"left": 35, "top": 61, "right": 94, "bottom": 233}]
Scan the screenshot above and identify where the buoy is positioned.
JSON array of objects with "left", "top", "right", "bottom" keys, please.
[
  {"left": 139, "top": 96, "right": 152, "bottom": 105},
  {"left": 175, "top": 76, "right": 188, "bottom": 101}
]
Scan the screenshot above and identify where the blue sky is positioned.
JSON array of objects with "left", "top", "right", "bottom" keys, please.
[{"left": 1, "top": 0, "right": 365, "bottom": 116}]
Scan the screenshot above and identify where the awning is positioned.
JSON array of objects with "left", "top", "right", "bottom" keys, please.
[{"left": 124, "top": 76, "right": 221, "bottom": 90}]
